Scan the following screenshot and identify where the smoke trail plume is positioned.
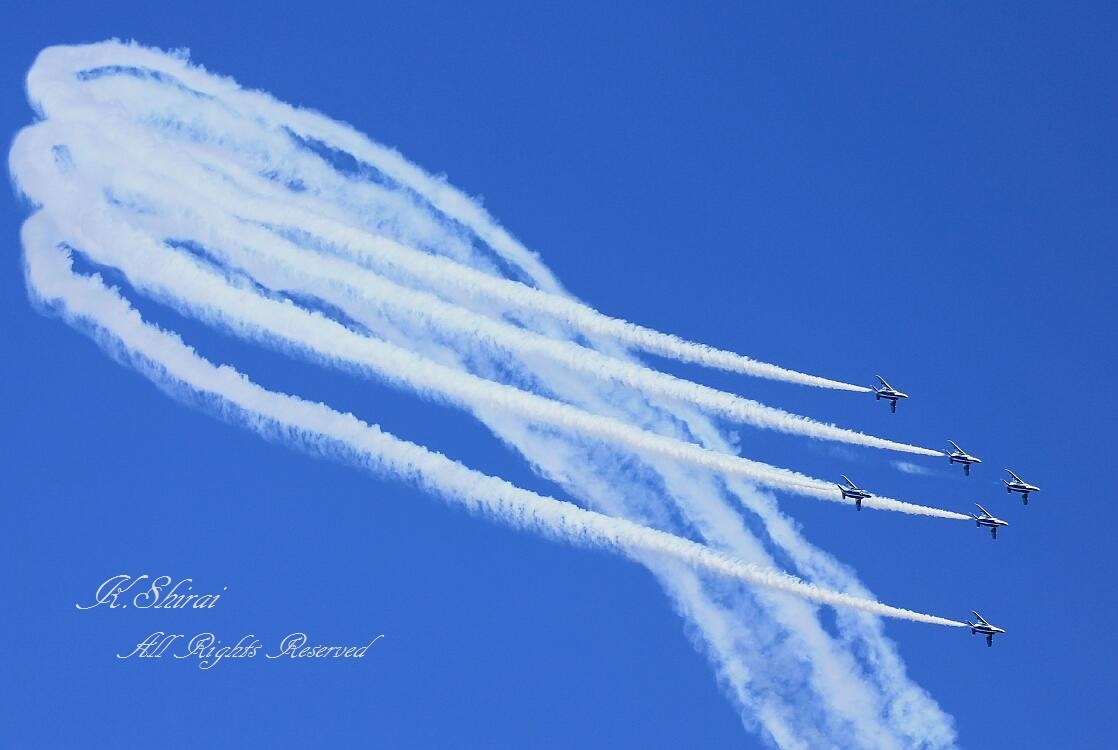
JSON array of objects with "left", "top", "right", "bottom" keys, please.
[
  {"left": 21, "top": 216, "right": 963, "bottom": 628},
  {"left": 21, "top": 113, "right": 945, "bottom": 458},
  {"left": 27, "top": 42, "right": 871, "bottom": 393},
  {"left": 10, "top": 41, "right": 966, "bottom": 748},
  {"left": 11, "top": 124, "right": 960, "bottom": 519}
]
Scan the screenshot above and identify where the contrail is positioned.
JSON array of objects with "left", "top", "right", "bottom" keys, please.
[
  {"left": 20, "top": 215, "right": 964, "bottom": 629},
  {"left": 27, "top": 41, "right": 873, "bottom": 393},
  {"left": 16, "top": 115, "right": 943, "bottom": 459},
  {"left": 12, "top": 142, "right": 962, "bottom": 521}
]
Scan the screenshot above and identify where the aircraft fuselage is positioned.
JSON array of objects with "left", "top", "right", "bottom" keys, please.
[
  {"left": 839, "top": 484, "right": 871, "bottom": 511},
  {"left": 873, "top": 388, "right": 906, "bottom": 412},
  {"left": 950, "top": 453, "right": 980, "bottom": 475},
  {"left": 969, "top": 623, "right": 1005, "bottom": 646},
  {"left": 975, "top": 518, "right": 1007, "bottom": 528},
  {"left": 975, "top": 518, "right": 1008, "bottom": 538},
  {"left": 1005, "top": 481, "right": 1039, "bottom": 504}
]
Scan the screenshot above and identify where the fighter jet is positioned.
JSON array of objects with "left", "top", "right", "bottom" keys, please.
[
  {"left": 838, "top": 475, "right": 872, "bottom": 511},
  {"left": 947, "top": 440, "right": 982, "bottom": 476},
  {"left": 1004, "top": 469, "right": 1040, "bottom": 505},
  {"left": 871, "top": 375, "right": 908, "bottom": 413},
  {"left": 966, "top": 611, "right": 1006, "bottom": 647},
  {"left": 969, "top": 504, "right": 1008, "bottom": 539}
]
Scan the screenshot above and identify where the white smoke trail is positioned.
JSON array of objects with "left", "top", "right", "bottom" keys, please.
[
  {"left": 26, "top": 41, "right": 873, "bottom": 393},
  {"left": 19, "top": 213, "right": 964, "bottom": 629},
  {"left": 12, "top": 41, "right": 967, "bottom": 748},
  {"left": 498, "top": 426, "right": 957, "bottom": 748},
  {"left": 28, "top": 198, "right": 962, "bottom": 519},
  {"left": 17, "top": 114, "right": 944, "bottom": 459},
  {"left": 11, "top": 126, "right": 960, "bottom": 520}
]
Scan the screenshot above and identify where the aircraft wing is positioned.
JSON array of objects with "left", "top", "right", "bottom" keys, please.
[
  {"left": 948, "top": 440, "right": 962, "bottom": 452},
  {"left": 876, "top": 375, "right": 893, "bottom": 389},
  {"left": 1007, "top": 469, "right": 1023, "bottom": 482},
  {"left": 841, "top": 475, "right": 855, "bottom": 488},
  {"left": 975, "top": 504, "right": 991, "bottom": 517},
  {"left": 972, "top": 610, "right": 989, "bottom": 625}
]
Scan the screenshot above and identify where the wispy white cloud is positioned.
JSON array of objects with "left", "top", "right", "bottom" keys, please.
[{"left": 894, "top": 461, "right": 934, "bottom": 476}]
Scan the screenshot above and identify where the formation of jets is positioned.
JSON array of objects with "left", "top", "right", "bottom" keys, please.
[{"left": 853, "top": 377, "right": 1043, "bottom": 647}]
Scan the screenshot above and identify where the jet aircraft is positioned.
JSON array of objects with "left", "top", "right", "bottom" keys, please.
[
  {"left": 969, "top": 504, "right": 1008, "bottom": 539},
  {"left": 838, "top": 475, "right": 872, "bottom": 511},
  {"left": 966, "top": 611, "right": 1006, "bottom": 647},
  {"left": 871, "top": 375, "right": 908, "bottom": 413},
  {"left": 947, "top": 440, "right": 982, "bottom": 476},
  {"left": 1004, "top": 469, "right": 1040, "bottom": 504}
]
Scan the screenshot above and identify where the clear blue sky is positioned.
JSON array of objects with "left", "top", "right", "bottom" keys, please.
[{"left": 3, "top": 3, "right": 1115, "bottom": 748}]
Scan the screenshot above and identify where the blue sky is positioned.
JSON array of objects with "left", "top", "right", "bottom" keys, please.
[{"left": 3, "top": 3, "right": 1116, "bottom": 748}]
